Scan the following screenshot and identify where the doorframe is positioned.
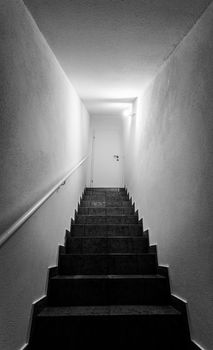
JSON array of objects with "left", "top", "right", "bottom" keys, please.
[{"left": 89, "top": 129, "right": 95, "bottom": 187}]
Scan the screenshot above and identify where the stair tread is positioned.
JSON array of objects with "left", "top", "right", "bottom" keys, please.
[
  {"left": 39, "top": 305, "right": 180, "bottom": 317},
  {"left": 72, "top": 223, "right": 141, "bottom": 226},
  {"left": 61, "top": 252, "right": 155, "bottom": 256},
  {"left": 82, "top": 201, "right": 129, "bottom": 203},
  {"left": 86, "top": 187, "right": 125, "bottom": 189},
  {"left": 79, "top": 205, "right": 131, "bottom": 209},
  {"left": 69, "top": 236, "right": 145, "bottom": 239},
  {"left": 81, "top": 200, "right": 130, "bottom": 202},
  {"left": 76, "top": 215, "right": 137, "bottom": 217},
  {"left": 76, "top": 214, "right": 137, "bottom": 216},
  {"left": 52, "top": 274, "right": 165, "bottom": 280}
]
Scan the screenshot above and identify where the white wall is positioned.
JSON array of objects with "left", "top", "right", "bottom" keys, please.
[
  {"left": 0, "top": 1, "right": 90, "bottom": 349},
  {"left": 123, "top": 3, "right": 213, "bottom": 349}
]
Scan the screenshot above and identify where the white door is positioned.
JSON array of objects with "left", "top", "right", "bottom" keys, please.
[{"left": 91, "top": 127, "right": 123, "bottom": 187}]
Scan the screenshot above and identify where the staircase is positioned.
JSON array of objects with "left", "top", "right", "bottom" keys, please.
[{"left": 29, "top": 187, "right": 191, "bottom": 349}]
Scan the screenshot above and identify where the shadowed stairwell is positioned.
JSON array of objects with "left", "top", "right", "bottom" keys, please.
[{"left": 28, "top": 188, "right": 192, "bottom": 349}]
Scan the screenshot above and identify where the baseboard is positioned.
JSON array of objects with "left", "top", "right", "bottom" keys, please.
[
  {"left": 58, "top": 244, "right": 66, "bottom": 269},
  {"left": 171, "top": 294, "right": 192, "bottom": 344},
  {"left": 157, "top": 264, "right": 170, "bottom": 276},
  {"left": 157, "top": 264, "right": 172, "bottom": 297},
  {"left": 190, "top": 340, "right": 205, "bottom": 350},
  {"left": 27, "top": 265, "right": 58, "bottom": 348},
  {"left": 143, "top": 229, "right": 150, "bottom": 246},
  {"left": 46, "top": 265, "right": 58, "bottom": 299},
  {"left": 170, "top": 293, "right": 187, "bottom": 312},
  {"left": 26, "top": 295, "right": 47, "bottom": 348},
  {"left": 58, "top": 244, "right": 66, "bottom": 257},
  {"left": 149, "top": 243, "right": 157, "bottom": 254}
]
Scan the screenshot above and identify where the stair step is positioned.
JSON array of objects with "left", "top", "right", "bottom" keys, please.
[
  {"left": 31, "top": 305, "right": 188, "bottom": 349},
  {"left": 70, "top": 224, "right": 143, "bottom": 236},
  {"left": 80, "top": 200, "right": 131, "bottom": 207},
  {"left": 48, "top": 274, "right": 169, "bottom": 306},
  {"left": 75, "top": 215, "right": 138, "bottom": 224},
  {"left": 82, "top": 198, "right": 130, "bottom": 203},
  {"left": 39, "top": 304, "right": 180, "bottom": 317},
  {"left": 83, "top": 191, "right": 129, "bottom": 198},
  {"left": 29, "top": 187, "right": 191, "bottom": 349},
  {"left": 85, "top": 187, "right": 126, "bottom": 192},
  {"left": 66, "top": 236, "right": 148, "bottom": 254},
  {"left": 59, "top": 253, "right": 157, "bottom": 275},
  {"left": 78, "top": 207, "right": 135, "bottom": 216}
]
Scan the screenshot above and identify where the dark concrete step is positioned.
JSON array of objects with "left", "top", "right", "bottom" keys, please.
[
  {"left": 83, "top": 191, "right": 129, "bottom": 198},
  {"left": 85, "top": 187, "right": 126, "bottom": 192},
  {"left": 84, "top": 189, "right": 128, "bottom": 194},
  {"left": 31, "top": 305, "right": 190, "bottom": 349},
  {"left": 70, "top": 223, "right": 143, "bottom": 236},
  {"left": 59, "top": 253, "right": 157, "bottom": 275},
  {"left": 80, "top": 200, "right": 132, "bottom": 207},
  {"left": 82, "top": 196, "right": 130, "bottom": 203},
  {"left": 75, "top": 215, "right": 138, "bottom": 225},
  {"left": 78, "top": 207, "right": 135, "bottom": 216},
  {"left": 39, "top": 304, "right": 180, "bottom": 316},
  {"left": 48, "top": 274, "right": 170, "bottom": 306},
  {"left": 66, "top": 236, "right": 148, "bottom": 254},
  {"left": 82, "top": 193, "right": 129, "bottom": 200}
]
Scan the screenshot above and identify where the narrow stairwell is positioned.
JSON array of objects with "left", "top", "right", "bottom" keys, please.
[{"left": 28, "top": 187, "right": 192, "bottom": 349}]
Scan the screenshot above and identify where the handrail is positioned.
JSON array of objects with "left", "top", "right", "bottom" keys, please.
[{"left": 0, "top": 155, "right": 89, "bottom": 248}]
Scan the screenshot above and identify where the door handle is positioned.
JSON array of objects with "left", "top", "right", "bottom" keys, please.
[{"left": 113, "top": 155, "right": 119, "bottom": 161}]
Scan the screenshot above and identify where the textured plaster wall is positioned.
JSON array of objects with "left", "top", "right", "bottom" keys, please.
[
  {"left": 0, "top": 1, "right": 90, "bottom": 349},
  {"left": 123, "top": 3, "right": 213, "bottom": 349}
]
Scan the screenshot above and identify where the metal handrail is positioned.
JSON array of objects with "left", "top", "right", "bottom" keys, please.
[{"left": 0, "top": 155, "right": 89, "bottom": 248}]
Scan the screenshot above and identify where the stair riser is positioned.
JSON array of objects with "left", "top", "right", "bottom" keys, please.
[
  {"left": 82, "top": 195, "right": 129, "bottom": 202},
  {"left": 85, "top": 188, "right": 126, "bottom": 192},
  {"left": 59, "top": 254, "right": 157, "bottom": 275},
  {"left": 48, "top": 278, "right": 169, "bottom": 306},
  {"left": 75, "top": 215, "right": 138, "bottom": 224},
  {"left": 80, "top": 201, "right": 131, "bottom": 207},
  {"left": 70, "top": 224, "right": 143, "bottom": 236},
  {"left": 32, "top": 315, "right": 187, "bottom": 349},
  {"left": 67, "top": 237, "right": 148, "bottom": 254},
  {"left": 84, "top": 191, "right": 128, "bottom": 196},
  {"left": 78, "top": 207, "right": 134, "bottom": 216}
]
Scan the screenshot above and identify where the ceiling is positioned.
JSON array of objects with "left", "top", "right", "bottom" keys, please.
[{"left": 24, "top": 0, "right": 211, "bottom": 116}]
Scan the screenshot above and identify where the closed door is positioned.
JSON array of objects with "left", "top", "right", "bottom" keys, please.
[{"left": 91, "top": 127, "right": 123, "bottom": 187}]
